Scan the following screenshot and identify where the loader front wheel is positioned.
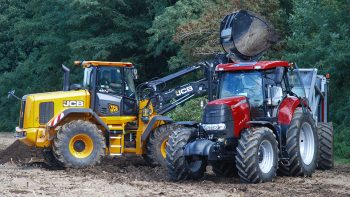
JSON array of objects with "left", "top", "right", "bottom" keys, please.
[
  {"left": 236, "top": 127, "right": 278, "bottom": 183},
  {"left": 144, "top": 124, "right": 177, "bottom": 167},
  {"left": 166, "top": 127, "right": 207, "bottom": 181},
  {"left": 317, "top": 122, "right": 334, "bottom": 170},
  {"left": 43, "top": 148, "right": 62, "bottom": 167},
  {"left": 53, "top": 120, "right": 105, "bottom": 168}
]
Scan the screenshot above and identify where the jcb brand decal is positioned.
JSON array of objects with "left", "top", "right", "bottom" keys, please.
[
  {"left": 175, "top": 86, "right": 193, "bottom": 96},
  {"left": 109, "top": 104, "right": 119, "bottom": 113},
  {"left": 63, "top": 100, "right": 84, "bottom": 107}
]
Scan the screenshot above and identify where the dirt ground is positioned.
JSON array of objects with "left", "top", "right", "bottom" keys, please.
[{"left": 0, "top": 133, "right": 349, "bottom": 197}]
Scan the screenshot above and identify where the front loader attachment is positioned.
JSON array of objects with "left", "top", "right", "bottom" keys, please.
[{"left": 220, "top": 10, "right": 278, "bottom": 61}]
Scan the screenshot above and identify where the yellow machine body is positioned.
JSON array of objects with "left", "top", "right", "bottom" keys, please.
[{"left": 15, "top": 61, "right": 167, "bottom": 157}]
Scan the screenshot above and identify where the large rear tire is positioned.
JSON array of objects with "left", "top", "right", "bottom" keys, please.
[
  {"left": 211, "top": 160, "right": 237, "bottom": 177},
  {"left": 285, "top": 108, "right": 318, "bottom": 176},
  {"left": 53, "top": 120, "right": 105, "bottom": 168},
  {"left": 317, "top": 122, "right": 334, "bottom": 170},
  {"left": 236, "top": 127, "right": 278, "bottom": 183},
  {"left": 166, "top": 127, "right": 207, "bottom": 181},
  {"left": 144, "top": 124, "right": 178, "bottom": 167}
]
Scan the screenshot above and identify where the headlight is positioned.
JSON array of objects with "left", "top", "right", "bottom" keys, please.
[{"left": 202, "top": 123, "right": 226, "bottom": 131}]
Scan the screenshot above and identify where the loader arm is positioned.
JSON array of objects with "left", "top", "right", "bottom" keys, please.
[{"left": 141, "top": 55, "right": 229, "bottom": 115}]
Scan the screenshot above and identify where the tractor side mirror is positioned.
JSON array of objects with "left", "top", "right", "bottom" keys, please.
[
  {"left": 70, "top": 84, "right": 82, "bottom": 90},
  {"left": 132, "top": 68, "right": 138, "bottom": 80},
  {"left": 274, "top": 67, "right": 284, "bottom": 84}
]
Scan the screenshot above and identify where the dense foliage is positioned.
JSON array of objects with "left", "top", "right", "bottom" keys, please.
[{"left": 0, "top": 0, "right": 348, "bottom": 160}]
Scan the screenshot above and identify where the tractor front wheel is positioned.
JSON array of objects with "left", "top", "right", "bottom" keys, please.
[
  {"left": 166, "top": 127, "right": 207, "bottom": 181},
  {"left": 211, "top": 160, "right": 237, "bottom": 177},
  {"left": 52, "top": 120, "right": 105, "bottom": 168},
  {"left": 236, "top": 127, "right": 278, "bottom": 183}
]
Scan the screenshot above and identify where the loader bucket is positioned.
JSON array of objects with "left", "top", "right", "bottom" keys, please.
[{"left": 220, "top": 10, "right": 278, "bottom": 61}]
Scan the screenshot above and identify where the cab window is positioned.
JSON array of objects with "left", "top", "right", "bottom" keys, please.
[{"left": 97, "top": 67, "right": 123, "bottom": 95}]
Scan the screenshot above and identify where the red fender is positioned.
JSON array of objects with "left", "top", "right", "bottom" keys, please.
[{"left": 278, "top": 97, "right": 301, "bottom": 125}]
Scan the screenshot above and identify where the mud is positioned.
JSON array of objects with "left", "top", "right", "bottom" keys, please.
[{"left": 0, "top": 132, "right": 349, "bottom": 197}]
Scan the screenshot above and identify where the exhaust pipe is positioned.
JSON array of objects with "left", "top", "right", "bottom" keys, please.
[{"left": 62, "top": 64, "right": 70, "bottom": 91}]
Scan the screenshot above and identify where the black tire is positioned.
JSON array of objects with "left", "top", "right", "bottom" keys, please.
[
  {"left": 211, "top": 160, "right": 237, "bottom": 177},
  {"left": 166, "top": 127, "right": 207, "bottom": 181},
  {"left": 285, "top": 108, "right": 318, "bottom": 176},
  {"left": 317, "top": 122, "right": 334, "bottom": 170},
  {"left": 236, "top": 127, "right": 278, "bottom": 183},
  {"left": 52, "top": 120, "right": 105, "bottom": 168},
  {"left": 144, "top": 124, "right": 179, "bottom": 167},
  {"left": 43, "top": 148, "right": 62, "bottom": 167}
]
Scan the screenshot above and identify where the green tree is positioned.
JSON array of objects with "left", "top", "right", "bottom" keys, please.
[{"left": 283, "top": 0, "right": 350, "bottom": 159}]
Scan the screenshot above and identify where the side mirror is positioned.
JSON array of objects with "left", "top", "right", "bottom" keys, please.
[
  {"left": 70, "top": 84, "right": 82, "bottom": 90},
  {"left": 132, "top": 68, "right": 138, "bottom": 79},
  {"left": 274, "top": 67, "right": 284, "bottom": 84}
]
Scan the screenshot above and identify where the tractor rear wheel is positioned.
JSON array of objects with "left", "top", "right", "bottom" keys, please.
[
  {"left": 236, "top": 127, "right": 278, "bottom": 183},
  {"left": 317, "top": 122, "right": 334, "bottom": 170},
  {"left": 285, "top": 108, "right": 318, "bottom": 176},
  {"left": 53, "top": 120, "right": 105, "bottom": 168},
  {"left": 144, "top": 124, "right": 178, "bottom": 167},
  {"left": 211, "top": 160, "right": 237, "bottom": 177},
  {"left": 166, "top": 127, "right": 207, "bottom": 181}
]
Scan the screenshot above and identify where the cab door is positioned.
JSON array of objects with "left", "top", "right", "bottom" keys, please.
[{"left": 94, "top": 66, "right": 137, "bottom": 116}]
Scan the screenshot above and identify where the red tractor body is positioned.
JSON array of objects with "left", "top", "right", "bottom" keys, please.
[{"left": 166, "top": 10, "right": 333, "bottom": 184}]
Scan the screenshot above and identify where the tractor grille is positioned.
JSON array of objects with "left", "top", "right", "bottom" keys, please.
[
  {"left": 19, "top": 100, "right": 26, "bottom": 128},
  {"left": 39, "top": 102, "right": 54, "bottom": 124}
]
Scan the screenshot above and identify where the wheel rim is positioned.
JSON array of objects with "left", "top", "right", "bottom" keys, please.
[
  {"left": 160, "top": 138, "right": 168, "bottom": 158},
  {"left": 258, "top": 140, "right": 274, "bottom": 173},
  {"left": 299, "top": 122, "right": 315, "bottom": 165},
  {"left": 69, "top": 134, "right": 94, "bottom": 159}
]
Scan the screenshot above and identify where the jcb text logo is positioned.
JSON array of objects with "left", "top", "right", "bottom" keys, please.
[
  {"left": 63, "top": 100, "right": 84, "bottom": 107},
  {"left": 109, "top": 104, "right": 119, "bottom": 113},
  {"left": 175, "top": 86, "right": 193, "bottom": 96}
]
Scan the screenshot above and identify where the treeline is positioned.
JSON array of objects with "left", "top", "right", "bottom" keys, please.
[{"left": 0, "top": 0, "right": 349, "bottom": 159}]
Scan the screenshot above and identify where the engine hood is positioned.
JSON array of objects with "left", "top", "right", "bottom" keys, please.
[{"left": 21, "top": 90, "right": 90, "bottom": 128}]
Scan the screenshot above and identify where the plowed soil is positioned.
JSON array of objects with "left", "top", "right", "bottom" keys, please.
[{"left": 0, "top": 132, "right": 349, "bottom": 197}]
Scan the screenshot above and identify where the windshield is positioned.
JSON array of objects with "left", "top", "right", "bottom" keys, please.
[
  {"left": 288, "top": 69, "right": 306, "bottom": 98},
  {"left": 219, "top": 72, "right": 263, "bottom": 107},
  {"left": 124, "top": 68, "right": 137, "bottom": 98}
]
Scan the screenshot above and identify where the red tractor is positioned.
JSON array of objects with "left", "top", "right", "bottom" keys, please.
[{"left": 166, "top": 10, "right": 333, "bottom": 183}]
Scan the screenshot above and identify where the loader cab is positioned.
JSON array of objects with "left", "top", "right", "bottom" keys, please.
[{"left": 79, "top": 61, "right": 138, "bottom": 116}]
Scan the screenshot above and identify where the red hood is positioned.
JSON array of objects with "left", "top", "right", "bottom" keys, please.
[{"left": 207, "top": 96, "right": 246, "bottom": 107}]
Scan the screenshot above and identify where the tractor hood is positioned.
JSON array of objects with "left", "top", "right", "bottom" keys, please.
[
  {"left": 20, "top": 90, "right": 90, "bottom": 129},
  {"left": 203, "top": 96, "right": 250, "bottom": 138},
  {"left": 207, "top": 96, "right": 247, "bottom": 107}
]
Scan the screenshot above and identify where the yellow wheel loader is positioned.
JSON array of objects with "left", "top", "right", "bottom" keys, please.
[{"left": 13, "top": 59, "right": 226, "bottom": 168}]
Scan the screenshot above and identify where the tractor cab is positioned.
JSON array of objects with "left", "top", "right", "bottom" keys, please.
[
  {"left": 215, "top": 61, "right": 306, "bottom": 120},
  {"left": 74, "top": 61, "right": 138, "bottom": 117}
]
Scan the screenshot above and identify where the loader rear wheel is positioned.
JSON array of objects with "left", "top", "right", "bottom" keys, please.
[
  {"left": 317, "top": 122, "right": 334, "bottom": 170},
  {"left": 166, "top": 127, "right": 207, "bottom": 181},
  {"left": 211, "top": 160, "right": 237, "bottom": 177},
  {"left": 53, "top": 120, "right": 105, "bottom": 168},
  {"left": 236, "top": 127, "right": 278, "bottom": 183},
  {"left": 144, "top": 124, "right": 178, "bottom": 167},
  {"left": 285, "top": 108, "right": 318, "bottom": 176}
]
